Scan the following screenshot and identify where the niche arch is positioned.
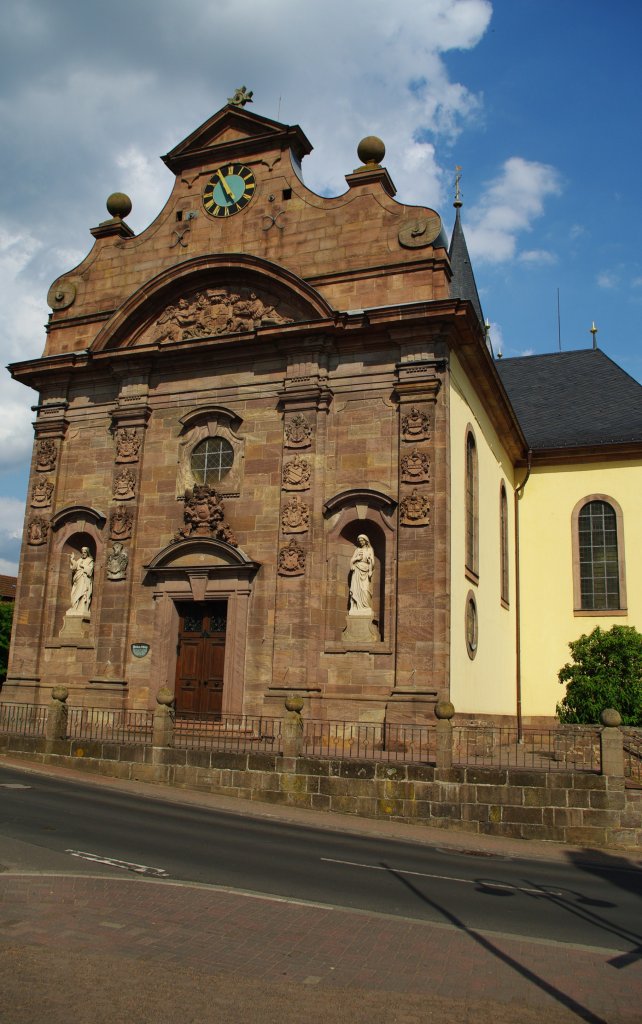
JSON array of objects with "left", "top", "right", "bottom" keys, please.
[
  {"left": 323, "top": 489, "right": 396, "bottom": 652},
  {"left": 176, "top": 405, "right": 245, "bottom": 498},
  {"left": 47, "top": 506, "right": 106, "bottom": 644}
]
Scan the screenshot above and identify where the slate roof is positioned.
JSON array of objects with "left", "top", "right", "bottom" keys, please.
[
  {"left": 495, "top": 349, "right": 642, "bottom": 450},
  {"left": 449, "top": 207, "right": 484, "bottom": 330}
]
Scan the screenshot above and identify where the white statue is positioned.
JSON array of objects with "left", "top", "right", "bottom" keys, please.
[
  {"left": 349, "top": 534, "right": 375, "bottom": 614},
  {"left": 68, "top": 547, "right": 94, "bottom": 615}
]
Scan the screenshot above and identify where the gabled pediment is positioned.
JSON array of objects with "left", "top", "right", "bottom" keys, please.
[{"left": 162, "top": 104, "right": 312, "bottom": 174}]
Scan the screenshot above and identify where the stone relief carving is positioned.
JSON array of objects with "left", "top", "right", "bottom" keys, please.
[
  {"left": 401, "top": 406, "right": 431, "bottom": 443},
  {"left": 31, "top": 477, "right": 54, "bottom": 508},
  {"left": 284, "top": 413, "right": 312, "bottom": 449},
  {"left": 36, "top": 439, "right": 57, "bottom": 472},
  {"left": 68, "top": 548, "right": 94, "bottom": 615},
  {"left": 106, "top": 542, "right": 128, "bottom": 581},
  {"left": 278, "top": 538, "right": 306, "bottom": 576},
  {"left": 112, "top": 467, "right": 136, "bottom": 501},
  {"left": 152, "top": 288, "right": 293, "bottom": 344},
  {"left": 27, "top": 515, "right": 49, "bottom": 546},
  {"left": 400, "top": 448, "right": 431, "bottom": 484},
  {"left": 399, "top": 489, "right": 431, "bottom": 527},
  {"left": 175, "top": 484, "right": 237, "bottom": 545},
  {"left": 398, "top": 216, "right": 442, "bottom": 249},
  {"left": 109, "top": 506, "right": 134, "bottom": 541},
  {"left": 115, "top": 427, "right": 141, "bottom": 463},
  {"left": 282, "top": 453, "right": 311, "bottom": 491},
  {"left": 281, "top": 495, "right": 309, "bottom": 534}
]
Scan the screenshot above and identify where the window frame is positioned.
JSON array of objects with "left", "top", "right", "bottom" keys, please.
[
  {"left": 499, "top": 481, "right": 509, "bottom": 608},
  {"left": 571, "top": 494, "right": 627, "bottom": 615},
  {"left": 190, "top": 435, "right": 234, "bottom": 486},
  {"left": 464, "top": 426, "right": 479, "bottom": 583}
]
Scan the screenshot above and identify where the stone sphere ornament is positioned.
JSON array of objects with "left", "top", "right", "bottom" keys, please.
[
  {"left": 284, "top": 695, "right": 304, "bottom": 714},
  {"left": 357, "top": 136, "right": 385, "bottom": 167},
  {"left": 434, "top": 700, "right": 455, "bottom": 720},
  {"left": 600, "top": 707, "right": 622, "bottom": 728},
  {"left": 51, "top": 685, "right": 69, "bottom": 703},
  {"left": 106, "top": 192, "right": 133, "bottom": 219}
]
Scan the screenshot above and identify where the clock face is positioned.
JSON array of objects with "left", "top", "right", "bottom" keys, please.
[{"left": 202, "top": 163, "right": 256, "bottom": 217}]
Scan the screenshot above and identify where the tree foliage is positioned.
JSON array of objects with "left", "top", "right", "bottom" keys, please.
[
  {"left": 556, "top": 625, "right": 642, "bottom": 725},
  {"left": 0, "top": 602, "right": 13, "bottom": 684}
]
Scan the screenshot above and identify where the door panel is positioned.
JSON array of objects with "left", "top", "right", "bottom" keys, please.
[{"left": 175, "top": 601, "right": 227, "bottom": 716}]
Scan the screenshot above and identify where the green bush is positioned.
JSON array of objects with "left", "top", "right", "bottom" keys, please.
[
  {"left": 0, "top": 601, "right": 13, "bottom": 684},
  {"left": 556, "top": 625, "right": 642, "bottom": 725}
]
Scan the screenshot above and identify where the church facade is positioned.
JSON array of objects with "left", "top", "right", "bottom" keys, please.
[{"left": 5, "top": 98, "right": 642, "bottom": 726}]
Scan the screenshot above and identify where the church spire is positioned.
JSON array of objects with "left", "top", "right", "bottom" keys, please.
[{"left": 448, "top": 167, "right": 484, "bottom": 332}]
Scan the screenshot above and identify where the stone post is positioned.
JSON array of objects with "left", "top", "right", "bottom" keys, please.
[
  {"left": 45, "top": 686, "right": 69, "bottom": 744},
  {"left": 434, "top": 700, "right": 455, "bottom": 770},
  {"left": 153, "top": 687, "right": 175, "bottom": 748},
  {"left": 282, "top": 695, "right": 304, "bottom": 758},
  {"left": 600, "top": 708, "right": 624, "bottom": 778}
]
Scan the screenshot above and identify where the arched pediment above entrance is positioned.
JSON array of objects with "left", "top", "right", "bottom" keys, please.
[
  {"left": 91, "top": 254, "right": 333, "bottom": 353},
  {"left": 145, "top": 537, "right": 260, "bottom": 574}
]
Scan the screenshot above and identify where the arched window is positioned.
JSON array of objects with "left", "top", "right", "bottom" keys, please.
[
  {"left": 500, "top": 482, "right": 509, "bottom": 606},
  {"left": 572, "top": 496, "right": 627, "bottom": 613},
  {"left": 191, "top": 436, "right": 234, "bottom": 485},
  {"left": 465, "top": 429, "right": 479, "bottom": 579}
]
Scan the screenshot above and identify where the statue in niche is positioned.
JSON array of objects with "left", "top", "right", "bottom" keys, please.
[
  {"left": 106, "top": 542, "right": 128, "bottom": 581},
  {"left": 115, "top": 427, "right": 141, "bottom": 463},
  {"left": 284, "top": 413, "right": 312, "bottom": 449},
  {"left": 36, "top": 438, "right": 57, "bottom": 472},
  {"left": 176, "top": 484, "right": 237, "bottom": 545},
  {"left": 401, "top": 447, "right": 431, "bottom": 484},
  {"left": 278, "top": 538, "right": 306, "bottom": 576},
  {"left": 27, "top": 515, "right": 49, "bottom": 546},
  {"left": 68, "top": 547, "right": 94, "bottom": 615},
  {"left": 31, "top": 477, "right": 54, "bottom": 508},
  {"left": 348, "top": 535, "right": 375, "bottom": 614},
  {"left": 282, "top": 453, "right": 311, "bottom": 490},
  {"left": 112, "top": 467, "right": 136, "bottom": 501},
  {"left": 281, "top": 495, "right": 309, "bottom": 533},
  {"left": 399, "top": 489, "right": 431, "bottom": 526},
  {"left": 109, "top": 506, "right": 133, "bottom": 541},
  {"left": 401, "top": 406, "right": 431, "bottom": 443}
]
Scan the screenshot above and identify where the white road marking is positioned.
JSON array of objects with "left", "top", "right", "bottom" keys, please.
[
  {"left": 65, "top": 849, "right": 169, "bottom": 877},
  {"left": 0, "top": 784, "right": 31, "bottom": 789},
  {"left": 320, "top": 857, "right": 563, "bottom": 896}
]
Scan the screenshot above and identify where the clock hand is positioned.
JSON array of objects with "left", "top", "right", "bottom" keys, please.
[{"left": 216, "top": 169, "right": 236, "bottom": 202}]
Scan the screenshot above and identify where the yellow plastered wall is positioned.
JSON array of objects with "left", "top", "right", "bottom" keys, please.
[
  {"left": 449, "top": 353, "right": 517, "bottom": 716},
  {"left": 518, "top": 460, "right": 642, "bottom": 719}
]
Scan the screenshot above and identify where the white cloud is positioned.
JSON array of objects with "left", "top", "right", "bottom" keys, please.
[
  {"left": 597, "top": 272, "right": 617, "bottom": 289},
  {"left": 631, "top": 276, "right": 642, "bottom": 288},
  {"left": 0, "top": 497, "right": 25, "bottom": 574},
  {"left": 488, "top": 320, "right": 504, "bottom": 357},
  {"left": 518, "top": 249, "right": 557, "bottom": 266},
  {"left": 465, "top": 157, "right": 562, "bottom": 263}
]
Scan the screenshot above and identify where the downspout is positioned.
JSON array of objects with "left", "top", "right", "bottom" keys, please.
[{"left": 514, "top": 449, "right": 532, "bottom": 742}]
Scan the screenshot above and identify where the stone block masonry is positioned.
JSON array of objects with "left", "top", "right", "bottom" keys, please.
[{"left": 1, "top": 732, "right": 640, "bottom": 850}]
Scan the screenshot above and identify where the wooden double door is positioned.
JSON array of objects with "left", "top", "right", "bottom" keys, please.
[{"left": 174, "top": 601, "right": 227, "bottom": 716}]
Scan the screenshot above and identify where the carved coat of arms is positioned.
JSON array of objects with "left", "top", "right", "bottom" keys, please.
[
  {"left": 278, "top": 538, "right": 306, "bottom": 576},
  {"left": 401, "top": 448, "right": 431, "bottom": 484},
  {"left": 281, "top": 495, "right": 309, "bottom": 534},
  {"left": 115, "top": 428, "right": 141, "bottom": 463},
  {"left": 282, "top": 453, "right": 311, "bottom": 490},
  {"left": 31, "top": 477, "right": 54, "bottom": 508},
  {"left": 109, "top": 506, "right": 134, "bottom": 541},
  {"left": 284, "top": 414, "right": 312, "bottom": 449},
  {"left": 401, "top": 406, "right": 431, "bottom": 443},
  {"left": 27, "top": 515, "right": 49, "bottom": 545},
  {"left": 36, "top": 439, "right": 57, "bottom": 473},
  {"left": 399, "top": 489, "right": 431, "bottom": 527},
  {"left": 176, "top": 484, "right": 237, "bottom": 545},
  {"left": 112, "top": 467, "right": 136, "bottom": 501}
]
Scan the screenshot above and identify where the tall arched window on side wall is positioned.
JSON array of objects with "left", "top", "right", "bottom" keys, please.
[
  {"left": 500, "top": 482, "right": 509, "bottom": 606},
  {"left": 465, "top": 428, "right": 479, "bottom": 580},
  {"left": 572, "top": 496, "right": 627, "bottom": 613}
]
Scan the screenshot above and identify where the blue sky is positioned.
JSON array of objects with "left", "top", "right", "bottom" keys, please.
[{"left": 0, "top": 0, "right": 640, "bottom": 572}]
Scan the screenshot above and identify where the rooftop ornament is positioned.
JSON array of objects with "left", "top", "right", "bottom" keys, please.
[{"left": 228, "top": 86, "right": 254, "bottom": 107}]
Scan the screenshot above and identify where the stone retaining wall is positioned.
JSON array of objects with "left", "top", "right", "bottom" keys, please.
[{"left": 2, "top": 733, "right": 640, "bottom": 850}]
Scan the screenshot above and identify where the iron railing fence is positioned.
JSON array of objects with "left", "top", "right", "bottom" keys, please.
[
  {"left": 453, "top": 724, "right": 601, "bottom": 773},
  {"left": 301, "top": 719, "right": 436, "bottom": 764},
  {"left": 66, "top": 706, "right": 154, "bottom": 745},
  {"left": 174, "top": 712, "right": 281, "bottom": 754},
  {"left": 0, "top": 701, "right": 47, "bottom": 738},
  {"left": 622, "top": 729, "right": 642, "bottom": 785}
]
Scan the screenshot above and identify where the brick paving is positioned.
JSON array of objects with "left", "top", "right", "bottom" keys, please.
[{"left": 1, "top": 872, "right": 641, "bottom": 1024}]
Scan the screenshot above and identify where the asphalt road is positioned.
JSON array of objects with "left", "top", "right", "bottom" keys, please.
[{"left": 1, "top": 762, "right": 641, "bottom": 955}]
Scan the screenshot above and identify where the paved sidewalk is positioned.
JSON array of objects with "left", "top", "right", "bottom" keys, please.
[{"left": 1, "top": 871, "right": 640, "bottom": 1024}]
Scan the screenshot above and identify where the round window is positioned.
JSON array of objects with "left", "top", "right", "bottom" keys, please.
[
  {"left": 465, "top": 591, "right": 478, "bottom": 660},
  {"left": 190, "top": 437, "right": 234, "bottom": 485}
]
